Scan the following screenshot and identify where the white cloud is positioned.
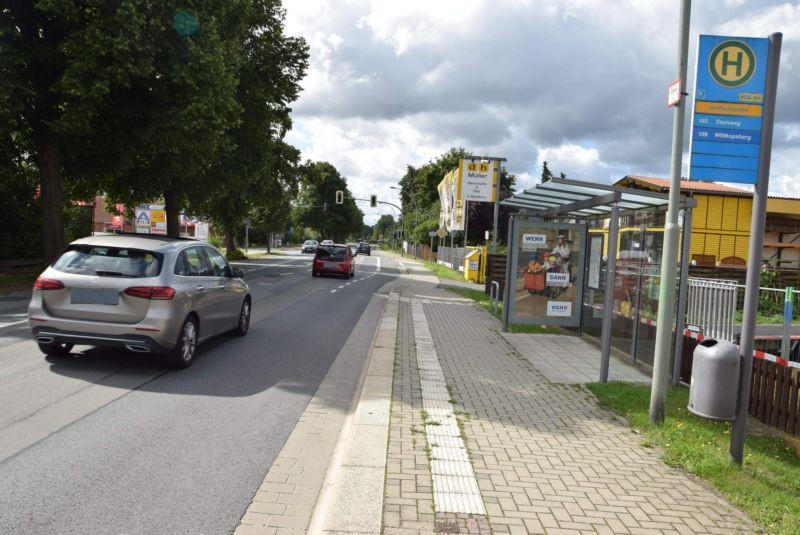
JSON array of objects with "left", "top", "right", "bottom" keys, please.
[
  {"left": 283, "top": 0, "right": 800, "bottom": 220},
  {"left": 537, "top": 143, "right": 610, "bottom": 181}
]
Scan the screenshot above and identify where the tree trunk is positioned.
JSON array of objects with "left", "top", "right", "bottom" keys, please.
[
  {"left": 224, "top": 226, "right": 236, "bottom": 254},
  {"left": 39, "top": 131, "right": 66, "bottom": 264},
  {"left": 164, "top": 186, "right": 180, "bottom": 236}
]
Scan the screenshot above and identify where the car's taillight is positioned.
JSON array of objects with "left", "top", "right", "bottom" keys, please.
[
  {"left": 124, "top": 286, "right": 176, "bottom": 300},
  {"left": 34, "top": 277, "right": 64, "bottom": 290}
]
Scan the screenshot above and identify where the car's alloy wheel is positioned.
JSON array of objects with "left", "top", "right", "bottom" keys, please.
[
  {"left": 38, "top": 342, "right": 74, "bottom": 357},
  {"left": 167, "top": 316, "right": 197, "bottom": 369},
  {"left": 234, "top": 298, "right": 250, "bottom": 336}
]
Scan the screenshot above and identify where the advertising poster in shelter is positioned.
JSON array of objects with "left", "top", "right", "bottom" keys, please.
[{"left": 508, "top": 219, "right": 585, "bottom": 327}]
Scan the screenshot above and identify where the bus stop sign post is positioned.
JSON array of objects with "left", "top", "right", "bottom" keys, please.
[{"left": 731, "top": 33, "right": 782, "bottom": 466}]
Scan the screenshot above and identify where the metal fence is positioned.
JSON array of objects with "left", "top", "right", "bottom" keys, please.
[
  {"left": 436, "top": 246, "right": 466, "bottom": 271},
  {"left": 686, "top": 278, "right": 739, "bottom": 341}
]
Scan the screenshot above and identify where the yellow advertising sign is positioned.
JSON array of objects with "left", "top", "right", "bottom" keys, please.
[
  {"left": 458, "top": 159, "right": 498, "bottom": 202},
  {"left": 150, "top": 210, "right": 166, "bottom": 223}
]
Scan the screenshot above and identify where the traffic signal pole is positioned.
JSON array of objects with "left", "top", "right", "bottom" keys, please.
[{"left": 352, "top": 196, "right": 404, "bottom": 256}]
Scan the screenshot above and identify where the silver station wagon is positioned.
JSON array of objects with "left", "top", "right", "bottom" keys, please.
[{"left": 28, "top": 234, "right": 251, "bottom": 368}]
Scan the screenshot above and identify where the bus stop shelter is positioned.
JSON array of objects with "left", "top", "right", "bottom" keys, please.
[{"left": 500, "top": 177, "right": 697, "bottom": 382}]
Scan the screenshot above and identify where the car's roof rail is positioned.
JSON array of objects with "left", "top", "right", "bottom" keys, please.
[{"left": 105, "top": 232, "right": 196, "bottom": 242}]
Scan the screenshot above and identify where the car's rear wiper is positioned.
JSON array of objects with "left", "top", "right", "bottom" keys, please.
[{"left": 95, "top": 270, "right": 125, "bottom": 277}]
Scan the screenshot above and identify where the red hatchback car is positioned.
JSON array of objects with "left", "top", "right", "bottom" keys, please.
[{"left": 312, "top": 244, "right": 355, "bottom": 278}]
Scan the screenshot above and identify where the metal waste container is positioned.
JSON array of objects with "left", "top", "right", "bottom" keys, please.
[{"left": 688, "top": 339, "right": 740, "bottom": 421}]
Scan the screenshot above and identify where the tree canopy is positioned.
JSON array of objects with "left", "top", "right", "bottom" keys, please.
[
  {"left": 293, "top": 161, "right": 363, "bottom": 242},
  {"left": 0, "top": 0, "right": 308, "bottom": 261}
]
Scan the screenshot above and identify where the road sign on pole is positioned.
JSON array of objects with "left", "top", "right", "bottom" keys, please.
[{"left": 689, "top": 35, "right": 770, "bottom": 184}]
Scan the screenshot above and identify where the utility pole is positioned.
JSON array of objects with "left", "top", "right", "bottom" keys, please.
[{"left": 650, "top": 0, "right": 691, "bottom": 424}]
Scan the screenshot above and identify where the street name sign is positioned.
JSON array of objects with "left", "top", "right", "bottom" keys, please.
[{"left": 689, "top": 35, "right": 770, "bottom": 184}]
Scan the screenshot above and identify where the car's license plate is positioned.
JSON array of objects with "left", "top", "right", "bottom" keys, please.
[
  {"left": 71, "top": 288, "right": 119, "bottom": 305},
  {"left": 324, "top": 262, "right": 341, "bottom": 269}
]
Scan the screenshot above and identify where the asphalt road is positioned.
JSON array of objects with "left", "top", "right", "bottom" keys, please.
[{"left": 0, "top": 249, "right": 399, "bottom": 534}]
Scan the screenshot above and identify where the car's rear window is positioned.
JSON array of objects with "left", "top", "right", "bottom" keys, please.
[
  {"left": 53, "top": 245, "right": 163, "bottom": 278},
  {"left": 315, "top": 245, "right": 346, "bottom": 261}
]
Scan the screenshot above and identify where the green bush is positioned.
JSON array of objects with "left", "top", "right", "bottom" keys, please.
[
  {"left": 225, "top": 249, "right": 247, "bottom": 260},
  {"left": 207, "top": 234, "right": 223, "bottom": 249}
]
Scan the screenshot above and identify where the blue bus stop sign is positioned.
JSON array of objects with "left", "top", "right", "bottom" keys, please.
[{"left": 689, "top": 36, "right": 770, "bottom": 184}]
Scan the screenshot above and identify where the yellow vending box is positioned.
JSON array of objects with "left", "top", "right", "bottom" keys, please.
[{"left": 464, "top": 249, "right": 483, "bottom": 284}]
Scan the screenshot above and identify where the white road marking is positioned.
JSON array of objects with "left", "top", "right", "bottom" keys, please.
[
  {"left": 0, "top": 319, "right": 28, "bottom": 329},
  {"left": 330, "top": 289, "right": 337, "bottom": 293}
]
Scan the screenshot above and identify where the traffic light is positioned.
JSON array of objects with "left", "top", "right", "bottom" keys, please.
[
  {"left": 370, "top": 194, "right": 377, "bottom": 208},
  {"left": 335, "top": 190, "right": 344, "bottom": 204}
]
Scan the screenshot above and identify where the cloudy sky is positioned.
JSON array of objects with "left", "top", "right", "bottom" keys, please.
[{"left": 283, "top": 0, "right": 799, "bottom": 224}]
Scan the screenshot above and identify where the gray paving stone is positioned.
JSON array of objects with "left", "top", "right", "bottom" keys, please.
[{"left": 395, "top": 283, "right": 760, "bottom": 535}]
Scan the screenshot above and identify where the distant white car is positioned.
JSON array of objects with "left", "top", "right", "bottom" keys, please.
[
  {"left": 321, "top": 240, "right": 334, "bottom": 245},
  {"left": 301, "top": 240, "right": 318, "bottom": 254}
]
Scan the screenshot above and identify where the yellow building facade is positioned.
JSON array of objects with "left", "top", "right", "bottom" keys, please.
[{"left": 615, "top": 176, "right": 800, "bottom": 268}]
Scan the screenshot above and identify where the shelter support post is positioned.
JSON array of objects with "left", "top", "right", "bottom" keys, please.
[
  {"left": 600, "top": 205, "right": 620, "bottom": 383},
  {"left": 672, "top": 208, "right": 692, "bottom": 386},
  {"left": 502, "top": 215, "right": 515, "bottom": 332}
]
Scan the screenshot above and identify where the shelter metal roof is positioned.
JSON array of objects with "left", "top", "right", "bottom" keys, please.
[{"left": 500, "top": 177, "right": 697, "bottom": 218}]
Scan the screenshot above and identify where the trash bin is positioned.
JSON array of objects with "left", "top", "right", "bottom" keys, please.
[
  {"left": 687, "top": 339, "right": 740, "bottom": 421},
  {"left": 464, "top": 249, "right": 482, "bottom": 283}
]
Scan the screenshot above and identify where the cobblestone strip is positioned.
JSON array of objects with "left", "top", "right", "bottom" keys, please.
[
  {"left": 421, "top": 289, "right": 758, "bottom": 535},
  {"left": 382, "top": 290, "right": 436, "bottom": 535}
]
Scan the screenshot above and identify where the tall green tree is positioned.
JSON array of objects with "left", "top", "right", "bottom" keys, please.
[
  {"left": 90, "top": 2, "right": 248, "bottom": 236},
  {"left": 540, "top": 160, "right": 566, "bottom": 183},
  {"left": 293, "top": 162, "right": 363, "bottom": 242},
  {"left": 370, "top": 215, "right": 397, "bottom": 243},
  {"left": 1, "top": 1, "right": 168, "bottom": 261},
  {"left": 192, "top": 2, "right": 308, "bottom": 252},
  {"left": 1, "top": 1, "right": 306, "bottom": 262}
]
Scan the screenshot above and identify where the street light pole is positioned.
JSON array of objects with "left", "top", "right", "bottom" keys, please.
[{"left": 391, "top": 186, "right": 418, "bottom": 255}]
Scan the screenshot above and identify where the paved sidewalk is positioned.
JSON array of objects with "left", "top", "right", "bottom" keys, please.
[
  {"left": 235, "top": 259, "right": 759, "bottom": 534},
  {"left": 381, "top": 281, "right": 758, "bottom": 534}
]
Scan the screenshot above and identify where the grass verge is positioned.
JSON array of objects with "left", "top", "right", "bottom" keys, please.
[
  {"left": 0, "top": 267, "right": 41, "bottom": 294},
  {"left": 422, "top": 260, "right": 465, "bottom": 282},
  {"left": 587, "top": 382, "right": 800, "bottom": 535}
]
